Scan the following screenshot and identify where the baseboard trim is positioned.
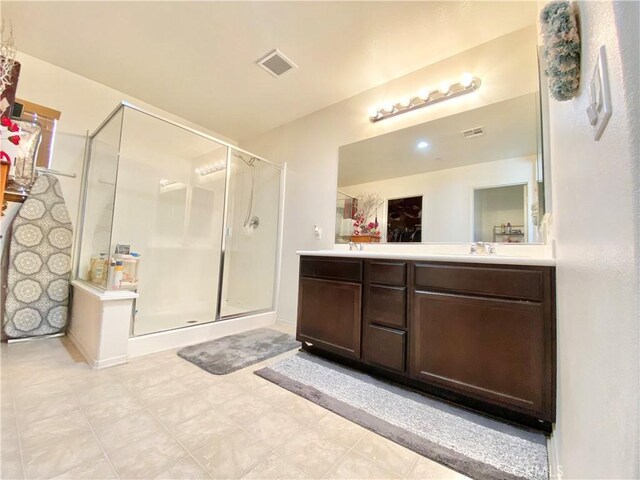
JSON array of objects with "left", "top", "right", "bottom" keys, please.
[
  {"left": 93, "top": 354, "right": 128, "bottom": 369},
  {"left": 547, "top": 429, "right": 562, "bottom": 479},
  {"left": 67, "top": 329, "right": 91, "bottom": 366},
  {"left": 68, "top": 330, "right": 128, "bottom": 370}
]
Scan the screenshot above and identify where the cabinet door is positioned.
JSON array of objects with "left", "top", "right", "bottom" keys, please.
[
  {"left": 297, "top": 277, "right": 362, "bottom": 359},
  {"left": 410, "top": 291, "right": 545, "bottom": 415}
]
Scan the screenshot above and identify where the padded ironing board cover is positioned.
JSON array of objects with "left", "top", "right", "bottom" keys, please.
[{"left": 4, "top": 174, "right": 73, "bottom": 338}]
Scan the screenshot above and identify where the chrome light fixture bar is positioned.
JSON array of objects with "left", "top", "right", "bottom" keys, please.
[
  {"left": 368, "top": 74, "right": 481, "bottom": 123},
  {"left": 195, "top": 161, "right": 226, "bottom": 176}
]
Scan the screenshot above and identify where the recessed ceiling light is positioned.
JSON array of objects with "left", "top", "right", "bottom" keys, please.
[{"left": 417, "top": 141, "right": 429, "bottom": 149}]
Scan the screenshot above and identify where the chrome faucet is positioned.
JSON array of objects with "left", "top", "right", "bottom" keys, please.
[
  {"left": 348, "top": 242, "right": 364, "bottom": 252},
  {"left": 469, "top": 241, "right": 496, "bottom": 255}
]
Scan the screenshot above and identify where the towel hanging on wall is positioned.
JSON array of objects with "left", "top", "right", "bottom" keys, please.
[{"left": 4, "top": 174, "right": 73, "bottom": 339}]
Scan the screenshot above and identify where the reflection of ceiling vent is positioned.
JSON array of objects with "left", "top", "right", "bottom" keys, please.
[
  {"left": 461, "top": 126, "right": 485, "bottom": 139},
  {"left": 257, "top": 49, "right": 297, "bottom": 77}
]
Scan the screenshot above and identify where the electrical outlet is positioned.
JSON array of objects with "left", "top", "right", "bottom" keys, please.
[{"left": 314, "top": 225, "right": 321, "bottom": 240}]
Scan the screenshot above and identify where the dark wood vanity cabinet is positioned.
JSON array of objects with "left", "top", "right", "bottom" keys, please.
[
  {"left": 297, "top": 257, "right": 362, "bottom": 359},
  {"left": 297, "top": 255, "right": 556, "bottom": 429}
]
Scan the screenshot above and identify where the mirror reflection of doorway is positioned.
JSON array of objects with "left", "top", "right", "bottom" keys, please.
[
  {"left": 473, "top": 185, "right": 526, "bottom": 243},
  {"left": 387, "top": 196, "right": 422, "bottom": 242}
]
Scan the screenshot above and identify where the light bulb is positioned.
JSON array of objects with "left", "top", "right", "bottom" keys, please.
[
  {"left": 368, "top": 107, "right": 379, "bottom": 118},
  {"left": 382, "top": 102, "right": 395, "bottom": 113},
  {"left": 418, "top": 88, "right": 430, "bottom": 101},
  {"left": 399, "top": 97, "right": 411, "bottom": 108},
  {"left": 460, "top": 73, "right": 474, "bottom": 88},
  {"left": 417, "top": 141, "right": 429, "bottom": 149},
  {"left": 439, "top": 82, "right": 450, "bottom": 95}
]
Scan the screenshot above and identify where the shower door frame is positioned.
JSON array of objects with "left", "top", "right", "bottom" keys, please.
[
  {"left": 217, "top": 148, "right": 286, "bottom": 321},
  {"left": 73, "top": 100, "right": 285, "bottom": 335}
]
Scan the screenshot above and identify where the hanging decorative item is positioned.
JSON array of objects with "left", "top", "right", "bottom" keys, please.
[
  {"left": 539, "top": 1, "right": 581, "bottom": 101},
  {"left": 0, "top": 20, "right": 20, "bottom": 117}
]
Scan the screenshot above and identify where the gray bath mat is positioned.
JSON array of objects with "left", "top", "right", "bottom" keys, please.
[
  {"left": 255, "top": 352, "right": 548, "bottom": 480},
  {"left": 177, "top": 328, "right": 300, "bottom": 375}
]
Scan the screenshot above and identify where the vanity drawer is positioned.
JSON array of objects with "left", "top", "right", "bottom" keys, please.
[
  {"left": 364, "top": 324, "right": 406, "bottom": 373},
  {"left": 365, "top": 285, "right": 406, "bottom": 328},
  {"left": 300, "top": 257, "right": 362, "bottom": 282},
  {"left": 367, "top": 261, "right": 407, "bottom": 286},
  {"left": 413, "top": 263, "right": 544, "bottom": 301}
]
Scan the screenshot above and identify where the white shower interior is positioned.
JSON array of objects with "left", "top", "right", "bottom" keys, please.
[{"left": 74, "top": 103, "right": 283, "bottom": 341}]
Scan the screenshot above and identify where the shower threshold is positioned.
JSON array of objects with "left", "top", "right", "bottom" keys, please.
[{"left": 132, "top": 303, "right": 269, "bottom": 336}]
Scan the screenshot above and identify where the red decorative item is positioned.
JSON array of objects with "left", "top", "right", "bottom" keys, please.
[{"left": 1, "top": 115, "right": 22, "bottom": 167}]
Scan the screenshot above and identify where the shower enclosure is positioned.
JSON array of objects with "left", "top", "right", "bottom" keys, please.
[{"left": 74, "top": 102, "right": 283, "bottom": 336}]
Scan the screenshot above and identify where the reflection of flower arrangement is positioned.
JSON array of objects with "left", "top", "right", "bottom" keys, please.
[
  {"left": 353, "top": 211, "right": 380, "bottom": 236},
  {"left": 352, "top": 193, "right": 383, "bottom": 236}
]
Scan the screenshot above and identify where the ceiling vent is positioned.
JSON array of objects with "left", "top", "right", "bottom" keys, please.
[
  {"left": 257, "top": 49, "right": 297, "bottom": 78},
  {"left": 461, "top": 126, "right": 485, "bottom": 139}
]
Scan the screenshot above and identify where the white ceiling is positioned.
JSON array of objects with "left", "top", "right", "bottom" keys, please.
[
  {"left": 3, "top": 1, "right": 537, "bottom": 141},
  {"left": 338, "top": 93, "right": 539, "bottom": 187}
]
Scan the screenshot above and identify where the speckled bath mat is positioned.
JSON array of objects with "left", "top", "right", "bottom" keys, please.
[
  {"left": 177, "top": 328, "right": 300, "bottom": 375},
  {"left": 255, "top": 352, "right": 549, "bottom": 480}
]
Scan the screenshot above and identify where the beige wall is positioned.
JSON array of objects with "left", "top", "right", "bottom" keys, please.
[
  {"left": 241, "top": 26, "right": 539, "bottom": 324},
  {"left": 544, "top": 1, "right": 639, "bottom": 478},
  {"left": 7, "top": 51, "right": 235, "bottom": 231}
]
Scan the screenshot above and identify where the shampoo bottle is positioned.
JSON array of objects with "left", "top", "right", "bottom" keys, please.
[{"left": 112, "top": 260, "right": 124, "bottom": 289}]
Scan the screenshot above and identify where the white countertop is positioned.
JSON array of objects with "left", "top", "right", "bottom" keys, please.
[{"left": 296, "top": 244, "right": 555, "bottom": 266}]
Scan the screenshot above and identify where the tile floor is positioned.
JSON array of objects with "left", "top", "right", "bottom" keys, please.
[{"left": 0, "top": 324, "right": 468, "bottom": 479}]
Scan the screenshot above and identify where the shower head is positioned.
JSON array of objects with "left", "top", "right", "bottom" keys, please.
[{"left": 233, "top": 152, "right": 259, "bottom": 167}]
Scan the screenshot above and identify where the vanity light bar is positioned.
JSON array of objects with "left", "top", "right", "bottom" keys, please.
[
  {"left": 195, "top": 161, "right": 226, "bottom": 176},
  {"left": 368, "top": 74, "right": 481, "bottom": 123}
]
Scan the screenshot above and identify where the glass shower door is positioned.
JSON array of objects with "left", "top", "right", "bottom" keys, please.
[
  {"left": 219, "top": 148, "right": 282, "bottom": 318},
  {"left": 112, "top": 107, "right": 228, "bottom": 335}
]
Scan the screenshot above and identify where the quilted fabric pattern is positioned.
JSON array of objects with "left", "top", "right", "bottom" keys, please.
[{"left": 4, "top": 175, "right": 73, "bottom": 338}]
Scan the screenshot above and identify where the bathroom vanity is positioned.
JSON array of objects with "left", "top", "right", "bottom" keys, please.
[{"left": 296, "top": 251, "right": 556, "bottom": 431}]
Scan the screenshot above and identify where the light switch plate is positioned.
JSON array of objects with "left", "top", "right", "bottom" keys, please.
[{"left": 588, "top": 45, "right": 612, "bottom": 140}]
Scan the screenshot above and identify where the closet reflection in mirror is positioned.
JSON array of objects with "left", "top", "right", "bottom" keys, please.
[{"left": 336, "top": 93, "right": 546, "bottom": 244}]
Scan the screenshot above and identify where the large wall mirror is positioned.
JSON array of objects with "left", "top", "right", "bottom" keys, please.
[{"left": 336, "top": 30, "right": 549, "bottom": 245}]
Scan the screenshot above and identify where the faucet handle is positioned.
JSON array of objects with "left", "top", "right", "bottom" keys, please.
[
  {"left": 486, "top": 243, "right": 496, "bottom": 254},
  {"left": 469, "top": 243, "right": 478, "bottom": 254}
]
